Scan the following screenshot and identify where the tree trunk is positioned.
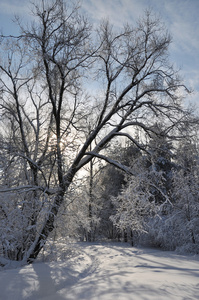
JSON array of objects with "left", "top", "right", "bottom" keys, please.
[{"left": 26, "top": 191, "right": 65, "bottom": 262}]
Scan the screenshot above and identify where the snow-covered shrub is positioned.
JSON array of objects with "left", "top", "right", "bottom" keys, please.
[
  {"left": 110, "top": 156, "right": 164, "bottom": 244},
  {"left": 0, "top": 190, "right": 51, "bottom": 261}
]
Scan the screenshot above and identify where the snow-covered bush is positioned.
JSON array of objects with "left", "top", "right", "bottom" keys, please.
[{"left": 110, "top": 156, "right": 165, "bottom": 244}]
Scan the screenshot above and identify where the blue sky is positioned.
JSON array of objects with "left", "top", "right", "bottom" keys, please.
[{"left": 0, "top": 0, "right": 198, "bottom": 107}]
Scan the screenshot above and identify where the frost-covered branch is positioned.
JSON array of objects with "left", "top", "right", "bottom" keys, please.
[{"left": 84, "top": 151, "right": 133, "bottom": 175}]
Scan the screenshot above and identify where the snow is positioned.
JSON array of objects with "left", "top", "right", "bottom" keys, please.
[{"left": 1, "top": 242, "right": 199, "bottom": 300}]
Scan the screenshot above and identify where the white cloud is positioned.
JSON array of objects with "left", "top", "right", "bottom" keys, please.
[
  {"left": 165, "top": 1, "right": 199, "bottom": 51},
  {"left": 81, "top": 0, "right": 145, "bottom": 28},
  {"left": 0, "top": 1, "right": 30, "bottom": 16}
]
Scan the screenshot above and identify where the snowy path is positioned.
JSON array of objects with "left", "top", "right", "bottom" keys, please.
[{"left": 1, "top": 242, "right": 199, "bottom": 299}]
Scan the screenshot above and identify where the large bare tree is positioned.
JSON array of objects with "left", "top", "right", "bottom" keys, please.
[{"left": 0, "top": 0, "right": 192, "bottom": 263}]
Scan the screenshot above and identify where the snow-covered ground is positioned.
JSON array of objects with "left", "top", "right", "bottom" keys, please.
[{"left": 1, "top": 241, "right": 199, "bottom": 300}]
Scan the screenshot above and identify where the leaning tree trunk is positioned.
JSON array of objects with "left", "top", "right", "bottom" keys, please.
[
  {"left": 26, "top": 191, "right": 65, "bottom": 263},
  {"left": 26, "top": 169, "right": 75, "bottom": 263}
]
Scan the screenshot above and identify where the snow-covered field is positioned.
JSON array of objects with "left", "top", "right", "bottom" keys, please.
[{"left": 1, "top": 241, "right": 199, "bottom": 300}]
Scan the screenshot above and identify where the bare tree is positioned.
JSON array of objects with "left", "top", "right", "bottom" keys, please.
[{"left": 0, "top": 0, "right": 192, "bottom": 263}]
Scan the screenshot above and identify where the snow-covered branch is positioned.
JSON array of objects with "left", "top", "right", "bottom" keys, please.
[{"left": 84, "top": 151, "right": 133, "bottom": 175}]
